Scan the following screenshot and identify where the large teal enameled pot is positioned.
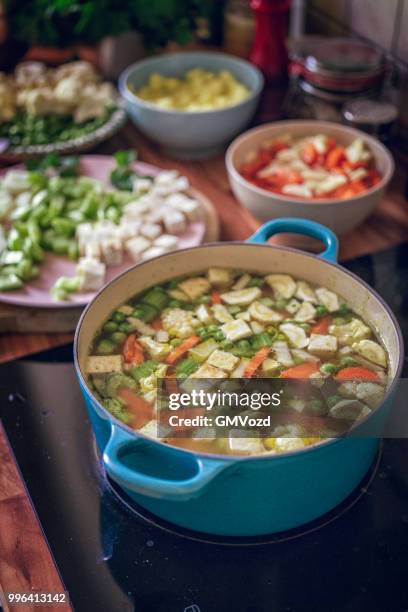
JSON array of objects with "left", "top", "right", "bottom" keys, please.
[{"left": 74, "top": 219, "right": 403, "bottom": 536}]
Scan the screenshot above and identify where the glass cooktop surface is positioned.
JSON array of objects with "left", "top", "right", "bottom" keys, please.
[{"left": 1, "top": 243, "right": 408, "bottom": 612}]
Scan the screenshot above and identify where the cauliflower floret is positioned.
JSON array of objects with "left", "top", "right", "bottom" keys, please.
[
  {"left": 161, "top": 308, "right": 199, "bottom": 339},
  {"left": 329, "top": 318, "right": 371, "bottom": 346}
]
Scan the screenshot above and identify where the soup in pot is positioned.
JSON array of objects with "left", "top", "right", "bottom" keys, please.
[{"left": 86, "top": 268, "right": 389, "bottom": 455}]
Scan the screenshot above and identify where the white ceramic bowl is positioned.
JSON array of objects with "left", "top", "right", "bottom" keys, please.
[
  {"left": 225, "top": 120, "right": 394, "bottom": 234},
  {"left": 119, "top": 51, "right": 263, "bottom": 160}
]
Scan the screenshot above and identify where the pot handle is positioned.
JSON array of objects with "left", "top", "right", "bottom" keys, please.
[
  {"left": 103, "top": 424, "right": 228, "bottom": 502},
  {"left": 247, "top": 218, "right": 339, "bottom": 263}
]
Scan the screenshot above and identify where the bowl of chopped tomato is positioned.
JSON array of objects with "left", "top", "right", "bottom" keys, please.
[{"left": 226, "top": 120, "right": 394, "bottom": 234}]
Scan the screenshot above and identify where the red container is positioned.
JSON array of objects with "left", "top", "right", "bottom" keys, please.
[{"left": 249, "top": 0, "right": 290, "bottom": 82}]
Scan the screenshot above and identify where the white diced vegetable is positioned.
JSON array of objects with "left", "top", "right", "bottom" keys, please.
[
  {"left": 228, "top": 435, "right": 264, "bottom": 454},
  {"left": 272, "top": 340, "right": 293, "bottom": 367},
  {"left": 291, "top": 349, "right": 319, "bottom": 363},
  {"left": 282, "top": 184, "right": 313, "bottom": 198},
  {"left": 127, "top": 317, "right": 155, "bottom": 336},
  {"left": 220, "top": 287, "right": 262, "bottom": 306},
  {"left": 308, "top": 333, "right": 337, "bottom": 358},
  {"left": 153, "top": 234, "right": 178, "bottom": 251},
  {"left": 249, "top": 300, "right": 283, "bottom": 323},
  {"left": 142, "top": 247, "right": 166, "bottom": 260},
  {"left": 286, "top": 298, "right": 301, "bottom": 315},
  {"left": 140, "top": 223, "right": 162, "bottom": 240},
  {"left": 138, "top": 420, "right": 159, "bottom": 438},
  {"left": 2, "top": 170, "right": 31, "bottom": 194},
  {"left": 294, "top": 302, "right": 316, "bottom": 322},
  {"left": 138, "top": 336, "right": 170, "bottom": 359},
  {"left": 231, "top": 358, "right": 250, "bottom": 378},
  {"left": 329, "top": 399, "right": 368, "bottom": 420},
  {"left": 207, "top": 268, "right": 231, "bottom": 286},
  {"left": 295, "top": 281, "right": 317, "bottom": 303},
  {"left": 221, "top": 319, "right": 252, "bottom": 342},
  {"left": 76, "top": 257, "right": 106, "bottom": 291},
  {"left": 86, "top": 355, "right": 122, "bottom": 374},
  {"left": 0, "top": 190, "right": 13, "bottom": 220},
  {"left": 207, "top": 350, "right": 239, "bottom": 372},
  {"left": 352, "top": 339, "right": 387, "bottom": 367},
  {"left": 233, "top": 273, "right": 251, "bottom": 290},
  {"left": 235, "top": 311, "right": 250, "bottom": 321},
  {"left": 100, "top": 238, "right": 123, "bottom": 266},
  {"left": 163, "top": 210, "right": 186, "bottom": 235},
  {"left": 192, "top": 363, "right": 227, "bottom": 379},
  {"left": 314, "top": 174, "right": 347, "bottom": 195},
  {"left": 329, "top": 318, "right": 371, "bottom": 346},
  {"left": 156, "top": 330, "right": 169, "bottom": 343},
  {"left": 179, "top": 277, "right": 210, "bottom": 300},
  {"left": 125, "top": 236, "right": 150, "bottom": 262},
  {"left": 279, "top": 323, "right": 309, "bottom": 349},
  {"left": 345, "top": 138, "right": 371, "bottom": 165},
  {"left": 195, "top": 304, "right": 212, "bottom": 324},
  {"left": 315, "top": 287, "right": 340, "bottom": 312},
  {"left": 212, "top": 304, "right": 233, "bottom": 323},
  {"left": 250, "top": 320, "right": 264, "bottom": 334},
  {"left": 265, "top": 274, "right": 296, "bottom": 299}
]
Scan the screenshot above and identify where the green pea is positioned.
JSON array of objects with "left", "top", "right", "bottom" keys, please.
[
  {"left": 315, "top": 304, "right": 329, "bottom": 318},
  {"left": 111, "top": 331, "right": 127, "bottom": 344},
  {"left": 320, "top": 363, "right": 338, "bottom": 375},
  {"left": 103, "top": 321, "right": 118, "bottom": 333},
  {"left": 112, "top": 311, "right": 126, "bottom": 323},
  {"left": 119, "top": 322, "right": 132, "bottom": 333},
  {"left": 96, "top": 339, "right": 115, "bottom": 354},
  {"left": 168, "top": 299, "right": 182, "bottom": 308},
  {"left": 340, "top": 356, "right": 358, "bottom": 368}
]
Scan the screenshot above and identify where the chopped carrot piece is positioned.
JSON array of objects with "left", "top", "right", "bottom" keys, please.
[
  {"left": 117, "top": 388, "right": 153, "bottom": 428},
  {"left": 326, "top": 147, "right": 346, "bottom": 170},
  {"left": 280, "top": 362, "right": 320, "bottom": 379},
  {"left": 123, "top": 334, "right": 144, "bottom": 364},
  {"left": 335, "top": 367, "right": 379, "bottom": 382},
  {"left": 311, "top": 315, "right": 332, "bottom": 335},
  {"left": 244, "top": 347, "right": 271, "bottom": 378},
  {"left": 301, "top": 143, "right": 318, "bottom": 165},
  {"left": 325, "top": 137, "right": 337, "bottom": 152},
  {"left": 166, "top": 335, "right": 200, "bottom": 365},
  {"left": 211, "top": 291, "right": 222, "bottom": 305},
  {"left": 349, "top": 180, "right": 366, "bottom": 194},
  {"left": 151, "top": 318, "right": 163, "bottom": 331}
]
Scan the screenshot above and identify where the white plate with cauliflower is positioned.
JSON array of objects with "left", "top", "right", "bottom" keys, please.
[{"left": 0, "top": 155, "right": 208, "bottom": 307}]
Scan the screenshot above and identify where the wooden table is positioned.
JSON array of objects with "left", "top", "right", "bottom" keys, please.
[{"left": 1, "top": 119, "right": 407, "bottom": 363}]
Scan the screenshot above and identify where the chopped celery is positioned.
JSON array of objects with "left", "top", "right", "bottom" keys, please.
[
  {"left": 0, "top": 273, "right": 24, "bottom": 291},
  {"left": 251, "top": 332, "right": 273, "bottom": 349},
  {"left": 103, "top": 398, "right": 130, "bottom": 424},
  {"left": 175, "top": 358, "right": 200, "bottom": 378},
  {"left": 131, "top": 360, "right": 158, "bottom": 381},
  {"left": 142, "top": 287, "right": 169, "bottom": 311},
  {"left": 132, "top": 303, "right": 158, "bottom": 322},
  {"left": 106, "top": 372, "right": 137, "bottom": 397},
  {"left": 188, "top": 338, "right": 219, "bottom": 363}
]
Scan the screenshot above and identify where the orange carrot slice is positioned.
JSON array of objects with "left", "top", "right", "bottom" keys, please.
[
  {"left": 244, "top": 347, "right": 271, "bottom": 378},
  {"left": 281, "top": 362, "right": 320, "bottom": 379},
  {"left": 301, "top": 143, "right": 318, "bottom": 166},
  {"left": 123, "top": 334, "right": 144, "bottom": 364},
  {"left": 211, "top": 291, "right": 222, "bottom": 305},
  {"left": 311, "top": 315, "right": 332, "bottom": 335},
  {"left": 326, "top": 147, "right": 346, "bottom": 170},
  {"left": 335, "top": 367, "right": 379, "bottom": 382},
  {"left": 166, "top": 336, "right": 200, "bottom": 365}
]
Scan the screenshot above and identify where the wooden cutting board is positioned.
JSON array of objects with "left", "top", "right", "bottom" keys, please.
[{"left": 0, "top": 187, "right": 220, "bottom": 334}]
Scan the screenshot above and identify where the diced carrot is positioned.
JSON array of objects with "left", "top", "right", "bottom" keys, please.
[
  {"left": 301, "top": 143, "right": 318, "bottom": 166},
  {"left": 326, "top": 147, "right": 346, "bottom": 170},
  {"left": 335, "top": 367, "right": 379, "bottom": 382},
  {"left": 244, "top": 347, "right": 271, "bottom": 378},
  {"left": 325, "top": 137, "right": 337, "bottom": 152},
  {"left": 311, "top": 315, "right": 332, "bottom": 335},
  {"left": 151, "top": 318, "right": 163, "bottom": 331},
  {"left": 117, "top": 388, "right": 153, "bottom": 428},
  {"left": 349, "top": 180, "right": 366, "bottom": 194},
  {"left": 280, "top": 362, "right": 320, "bottom": 379},
  {"left": 166, "top": 335, "right": 200, "bottom": 365},
  {"left": 211, "top": 291, "right": 222, "bottom": 305},
  {"left": 123, "top": 334, "right": 144, "bottom": 364}
]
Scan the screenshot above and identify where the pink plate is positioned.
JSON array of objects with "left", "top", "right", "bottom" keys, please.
[{"left": 0, "top": 155, "right": 206, "bottom": 308}]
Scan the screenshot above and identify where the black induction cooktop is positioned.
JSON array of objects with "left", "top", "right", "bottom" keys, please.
[{"left": 1, "top": 243, "right": 408, "bottom": 612}]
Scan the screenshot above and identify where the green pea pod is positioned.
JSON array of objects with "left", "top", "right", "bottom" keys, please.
[{"left": 27, "top": 219, "right": 42, "bottom": 243}]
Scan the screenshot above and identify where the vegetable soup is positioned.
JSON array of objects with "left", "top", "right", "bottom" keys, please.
[{"left": 86, "top": 268, "right": 389, "bottom": 456}]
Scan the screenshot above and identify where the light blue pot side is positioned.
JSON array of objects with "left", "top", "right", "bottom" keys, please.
[{"left": 77, "top": 219, "right": 393, "bottom": 536}]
